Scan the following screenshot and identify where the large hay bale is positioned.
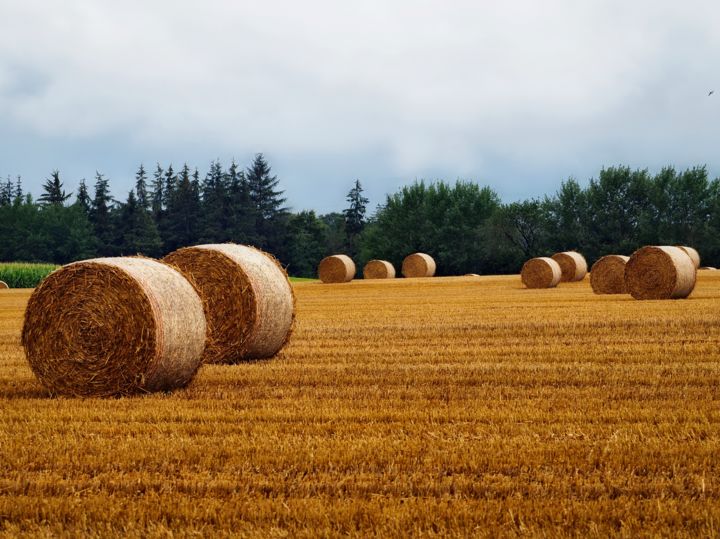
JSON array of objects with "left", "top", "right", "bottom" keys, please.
[
  {"left": 21, "top": 257, "right": 206, "bottom": 397},
  {"left": 363, "top": 260, "right": 396, "bottom": 279},
  {"left": 624, "top": 246, "right": 697, "bottom": 300},
  {"left": 590, "top": 255, "right": 629, "bottom": 294},
  {"left": 0, "top": 280, "right": 7, "bottom": 289},
  {"left": 677, "top": 245, "right": 701, "bottom": 269},
  {"left": 402, "top": 253, "right": 436, "bottom": 278},
  {"left": 699, "top": 266, "right": 717, "bottom": 271},
  {"left": 318, "top": 254, "right": 355, "bottom": 283},
  {"left": 551, "top": 251, "right": 588, "bottom": 282},
  {"left": 521, "top": 257, "right": 562, "bottom": 289},
  {"left": 164, "top": 243, "right": 295, "bottom": 363}
]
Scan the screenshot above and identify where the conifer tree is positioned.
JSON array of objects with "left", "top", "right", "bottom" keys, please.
[
  {"left": 75, "top": 178, "right": 92, "bottom": 215},
  {"left": 115, "top": 189, "right": 162, "bottom": 256},
  {"left": 246, "top": 154, "right": 288, "bottom": 253},
  {"left": 164, "top": 163, "right": 201, "bottom": 251},
  {"left": 38, "top": 170, "right": 71, "bottom": 206},
  {"left": 343, "top": 179, "right": 368, "bottom": 256},
  {"left": 151, "top": 163, "right": 165, "bottom": 218},
  {"left": 135, "top": 164, "right": 149, "bottom": 211},
  {"left": 0, "top": 176, "right": 13, "bottom": 206},
  {"left": 14, "top": 175, "right": 23, "bottom": 201},
  {"left": 90, "top": 171, "right": 115, "bottom": 255}
]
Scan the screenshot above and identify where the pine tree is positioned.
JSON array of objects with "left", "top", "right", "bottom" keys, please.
[
  {"left": 151, "top": 163, "right": 165, "bottom": 218},
  {"left": 200, "top": 160, "right": 229, "bottom": 242},
  {"left": 343, "top": 179, "right": 368, "bottom": 255},
  {"left": 38, "top": 170, "right": 71, "bottom": 206},
  {"left": 14, "top": 175, "right": 23, "bottom": 201},
  {"left": 115, "top": 190, "right": 162, "bottom": 256},
  {"left": 163, "top": 164, "right": 176, "bottom": 208},
  {"left": 227, "top": 160, "right": 255, "bottom": 243},
  {"left": 135, "top": 164, "right": 149, "bottom": 211},
  {"left": 0, "top": 176, "right": 13, "bottom": 206},
  {"left": 90, "top": 171, "right": 115, "bottom": 255},
  {"left": 164, "top": 163, "right": 201, "bottom": 251},
  {"left": 246, "top": 154, "right": 287, "bottom": 253},
  {"left": 75, "top": 178, "right": 92, "bottom": 215}
]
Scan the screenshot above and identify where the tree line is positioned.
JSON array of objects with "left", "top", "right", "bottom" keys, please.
[{"left": 1, "top": 158, "right": 719, "bottom": 276}]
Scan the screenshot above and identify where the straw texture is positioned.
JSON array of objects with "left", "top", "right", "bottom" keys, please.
[
  {"left": 363, "top": 260, "right": 396, "bottom": 279},
  {"left": 164, "top": 243, "right": 295, "bottom": 363},
  {"left": 590, "top": 255, "right": 629, "bottom": 294},
  {"left": 402, "top": 253, "right": 436, "bottom": 278},
  {"left": 551, "top": 251, "right": 588, "bottom": 282},
  {"left": 677, "top": 246, "right": 701, "bottom": 269},
  {"left": 625, "top": 246, "right": 697, "bottom": 300},
  {"left": 21, "top": 257, "right": 206, "bottom": 397},
  {"left": 521, "top": 257, "right": 562, "bottom": 289},
  {"left": 318, "top": 255, "right": 355, "bottom": 283}
]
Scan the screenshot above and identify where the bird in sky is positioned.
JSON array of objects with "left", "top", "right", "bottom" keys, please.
[{"left": 709, "top": 90, "right": 715, "bottom": 96}]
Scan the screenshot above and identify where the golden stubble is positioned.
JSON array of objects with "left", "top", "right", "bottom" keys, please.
[{"left": 1, "top": 273, "right": 720, "bottom": 536}]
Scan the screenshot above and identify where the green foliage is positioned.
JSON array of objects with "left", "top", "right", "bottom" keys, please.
[
  {"left": 0, "top": 262, "right": 58, "bottom": 288},
  {"left": 360, "top": 180, "right": 500, "bottom": 275}
]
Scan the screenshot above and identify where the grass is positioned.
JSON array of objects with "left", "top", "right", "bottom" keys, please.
[
  {"left": 0, "top": 262, "right": 58, "bottom": 288},
  {"left": 1, "top": 274, "right": 719, "bottom": 536}
]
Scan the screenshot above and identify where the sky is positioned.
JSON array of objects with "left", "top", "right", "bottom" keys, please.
[{"left": 1, "top": 1, "right": 719, "bottom": 214}]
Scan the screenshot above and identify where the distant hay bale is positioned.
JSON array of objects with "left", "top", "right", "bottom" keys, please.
[
  {"left": 699, "top": 266, "right": 717, "bottom": 270},
  {"left": 164, "top": 243, "right": 295, "bottom": 363},
  {"left": 551, "top": 251, "right": 588, "bottom": 282},
  {"left": 363, "top": 260, "right": 396, "bottom": 279},
  {"left": 465, "top": 273, "right": 481, "bottom": 277},
  {"left": 590, "top": 255, "right": 629, "bottom": 294},
  {"left": 21, "top": 257, "right": 206, "bottom": 397},
  {"left": 521, "top": 257, "right": 562, "bottom": 289},
  {"left": 624, "top": 246, "right": 697, "bottom": 300},
  {"left": 318, "top": 254, "right": 355, "bottom": 283},
  {"left": 677, "top": 246, "right": 701, "bottom": 269},
  {"left": 0, "top": 281, "right": 7, "bottom": 289},
  {"left": 402, "top": 253, "right": 436, "bottom": 278}
]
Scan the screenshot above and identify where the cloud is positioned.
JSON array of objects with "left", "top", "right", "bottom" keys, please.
[{"left": 1, "top": 0, "right": 719, "bottom": 211}]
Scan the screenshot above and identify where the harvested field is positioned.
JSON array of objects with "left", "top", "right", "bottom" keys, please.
[{"left": 2, "top": 274, "right": 720, "bottom": 536}]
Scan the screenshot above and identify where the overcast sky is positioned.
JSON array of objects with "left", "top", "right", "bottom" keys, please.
[{"left": 1, "top": 1, "right": 719, "bottom": 213}]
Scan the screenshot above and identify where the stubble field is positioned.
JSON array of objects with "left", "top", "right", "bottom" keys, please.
[{"left": 1, "top": 273, "right": 720, "bottom": 537}]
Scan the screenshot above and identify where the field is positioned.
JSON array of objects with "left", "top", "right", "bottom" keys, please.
[
  {"left": 1, "top": 274, "right": 720, "bottom": 537},
  {"left": 0, "top": 263, "right": 58, "bottom": 288}
]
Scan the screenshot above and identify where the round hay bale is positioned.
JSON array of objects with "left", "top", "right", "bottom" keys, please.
[
  {"left": 677, "top": 245, "right": 701, "bottom": 268},
  {"left": 0, "top": 280, "right": 8, "bottom": 289},
  {"left": 164, "top": 243, "right": 295, "bottom": 363},
  {"left": 465, "top": 273, "right": 481, "bottom": 277},
  {"left": 402, "top": 253, "right": 436, "bottom": 278},
  {"left": 318, "top": 254, "right": 355, "bottom": 283},
  {"left": 590, "top": 255, "right": 629, "bottom": 294},
  {"left": 21, "top": 257, "right": 206, "bottom": 397},
  {"left": 624, "top": 246, "right": 697, "bottom": 300},
  {"left": 363, "top": 260, "right": 396, "bottom": 279},
  {"left": 699, "top": 266, "right": 717, "bottom": 271},
  {"left": 521, "top": 257, "right": 562, "bottom": 289},
  {"left": 551, "top": 251, "right": 588, "bottom": 282}
]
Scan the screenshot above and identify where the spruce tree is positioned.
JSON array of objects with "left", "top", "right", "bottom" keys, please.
[
  {"left": 343, "top": 179, "right": 368, "bottom": 256},
  {"left": 200, "top": 160, "right": 229, "bottom": 242},
  {"left": 135, "top": 164, "right": 149, "bottom": 211},
  {"left": 115, "top": 190, "right": 162, "bottom": 256},
  {"left": 163, "top": 164, "right": 176, "bottom": 208},
  {"left": 0, "top": 176, "right": 12, "bottom": 206},
  {"left": 90, "top": 171, "right": 115, "bottom": 255},
  {"left": 164, "top": 163, "right": 201, "bottom": 251},
  {"left": 14, "top": 175, "right": 23, "bottom": 201},
  {"left": 151, "top": 163, "right": 165, "bottom": 218},
  {"left": 227, "top": 160, "right": 255, "bottom": 243},
  {"left": 246, "top": 154, "right": 287, "bottom": 253},
  {"left": 75, "top": 178, "right": 92, "bottom": 215},
  {"left": 38, "top": 170, "right": 71, "bottom": 206}
]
